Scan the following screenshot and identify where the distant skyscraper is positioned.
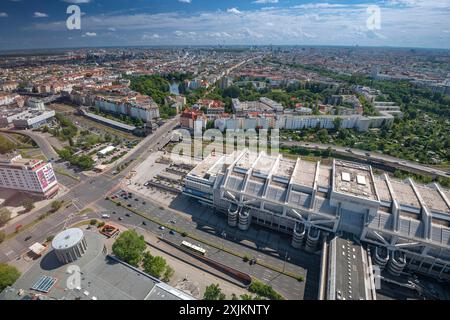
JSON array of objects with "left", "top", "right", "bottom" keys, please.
[{"left": 371, "top": 65, "right": 380, "bottom": 79}]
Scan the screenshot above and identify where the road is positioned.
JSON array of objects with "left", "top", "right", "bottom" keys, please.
[
  {"left": 92, "top": 193, "right": 317, "bottom": 300},
  {"left": 0, "top": 116, "right": 180, "bottom": 261},
  {"left": 280, "top": 140, "right": 449, "bottom": 178},
  {"left": 0, "top": 129, "right": 60, "bottom": 160},
  {"left": 0, "top": 114, "right": 321, "bottom": 299}
]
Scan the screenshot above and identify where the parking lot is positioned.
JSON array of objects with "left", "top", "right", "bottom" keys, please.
[
  {"left": 102, "top": 187, "right": 321, "bottom": 300},
  {"left": 125, "top": 151, "right": 195, "bottom": 206}
]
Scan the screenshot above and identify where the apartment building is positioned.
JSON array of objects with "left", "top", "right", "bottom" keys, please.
[{"left": 0, "top": 155, "right": 59, "bottom": 198}]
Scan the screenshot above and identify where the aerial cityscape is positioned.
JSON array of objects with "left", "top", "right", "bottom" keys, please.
[{"left": 0, "top": 0, "right": 449, "bottom": 308}]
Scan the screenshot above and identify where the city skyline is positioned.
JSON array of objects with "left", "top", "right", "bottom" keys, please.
[{"left": 0, "top": 0, "right": 449, "bottom": 50}]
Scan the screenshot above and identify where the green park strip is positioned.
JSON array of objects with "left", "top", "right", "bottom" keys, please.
[
  {"left": 54, "top": 168, "right": 81, "bottom": 181},
  {"left": 107, "top": 197, "right": 304, "bottom": 282},
  {"left": 76, "top": 208, "right": 94, "bottom": 216}
]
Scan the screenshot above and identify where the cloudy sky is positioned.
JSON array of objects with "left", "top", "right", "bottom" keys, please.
[{"left": 0, "top": 0, "right": 449, "bottom": 50}]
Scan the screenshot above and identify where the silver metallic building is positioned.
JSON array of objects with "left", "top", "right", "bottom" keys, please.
[
  {"left": 52, "top": 228, "right": 88, "bottom": 264},
  {"left": 183, "top": 149, "right": 450, "bottom": 281}
]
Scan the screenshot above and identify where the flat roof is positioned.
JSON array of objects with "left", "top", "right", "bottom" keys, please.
[
  {"left": 333, "top": 160, "right": 377, "bottom": 201},
  {"left": 389, "top": 179, "right": 420, "bottom": 209},
  {"left": 84, "top": 112, "right": 136, "bottom": 131},
  {"left": 318, "top": 166, "right": 332, "bottom": 189},
  {"left": 292, "top": 159, "right": 317, "bottom": 188},
  {"left": 189, "top": 153, "right": 222, "bottom": 179},
  {"left": 5, "top": 231, "right": 194, "bottom": 301},
  {"left": 373, "top": 176, "right": 392, "bottom": 203},
  {"left": 51, "top": 228, "right": 84, "bottom": 250},
  {"left": 416, "top": 185, "right": 449, "bottom": 214},
  {"left": 274, "top": 158, "right": 296, "bottom": 179}
]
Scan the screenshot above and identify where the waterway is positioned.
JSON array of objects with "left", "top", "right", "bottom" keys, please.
[{"left": 169, "top": 82, "right": 180, "bottom": 95}]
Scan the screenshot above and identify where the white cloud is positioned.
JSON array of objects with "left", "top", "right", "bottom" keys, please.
[
  {"left": 0, "top": 12, "right": 8, "bottom": 18},
  {"left": 178, "top": 0, "right": 192, "bottom": 3},
  {"left": 252, "top": 0, "right": 279, "bottom": 4},
  {"left": 33, "top": 12, "right": 49, "bottom": 18},
  {"left": 30, "top": 3, "right": 450, "bottom": 48},
  {"left": 227, "top": 8, "right": 243, "bottom": 15},
  {"left": 84, "top": 32, "right": 97, "bottom": 37}
]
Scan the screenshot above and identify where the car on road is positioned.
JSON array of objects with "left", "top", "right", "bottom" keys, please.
[
  {"left": 24, "top": 236, "right": 32, "bottom": 242},
  {"left": 169, "top": 230, "right": 176, "bottom": 235},
  {"left": 101, "top": 214, "right": 110, "bottom": 219},
  {"left": 127, "top": 204, "right": 132, "bottom": 207},
  {"left": 159, "top": 226, "right": 165, "bottom": 230},
  {"left": 142, "top": 202, "right": 146, "bottom": 205},
  {"left": 118, "top": 217, "right": 123, "bottom": 221},
  {"left": 142, "top": 221, "right": 147, "bottom": 226},
  {"left": 125, "top": 213, "right": 131, "bottom": 217},
  {"left": 169, "top": 220, "right": 176, "bottom": 224},
  {"left": 249, "top": 258, "right": 257, "bottom": 265}
]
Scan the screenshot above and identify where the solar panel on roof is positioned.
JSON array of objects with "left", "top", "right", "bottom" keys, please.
[{"left": 31, "top": 275, "right": 57, "bottom": 293}]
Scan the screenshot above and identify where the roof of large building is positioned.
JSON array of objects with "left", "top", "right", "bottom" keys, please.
[
  {"left": 52, "top": 228, "right": 84, "bottom": 250},
  {"left": 2, "top": 231, "right": 195, "bottom": 301}
]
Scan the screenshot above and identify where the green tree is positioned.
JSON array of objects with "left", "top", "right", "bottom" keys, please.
[
  {"left": 203, "top": 284, "right": 226, "bottom": 300},
  {"left": 0, "top": 135, "right": 16, "bottom": 153},
  {"left": 50, "top": 200, "right": 63, "bottom": 212},
  {"left": 112, "top": 230, "right": 146, "bottom": 267},
  {"left": 162, "top": 265, "right": 175, "bottom": 282},
  {"left": 248, "top": 280, "right": 284, "bottom": 300},
  {"left": 333, "top": 117, "right": 343, "bottom": 131},
  {"left": 23, "top": 199, "right": 35, "bottom": 212},
  {"left": 0, "top": 263, "right": 21, "bottom": 292},
  {"left": 0, "top": 208, "right": 12, "bottom": 227}
]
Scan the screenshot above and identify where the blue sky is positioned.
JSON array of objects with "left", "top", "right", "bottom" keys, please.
[{"left": 0, "top": 0, "right": 449, "bottom": 50}]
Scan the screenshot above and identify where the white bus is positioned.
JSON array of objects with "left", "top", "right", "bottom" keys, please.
[{"left": 181, "top": 241, "right": 206, "bottom": 256}]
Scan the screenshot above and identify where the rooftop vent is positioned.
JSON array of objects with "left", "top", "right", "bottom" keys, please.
[
  {"left": 342, "top": 172, "right": 351, "bottom": 182},
  {"left": 357, "top": 175, "right": 366, "bottom": 186}
]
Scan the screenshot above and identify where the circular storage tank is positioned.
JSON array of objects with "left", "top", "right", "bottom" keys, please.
[{"left": 52, "top": 228, "right": 88, "bottom": 264}]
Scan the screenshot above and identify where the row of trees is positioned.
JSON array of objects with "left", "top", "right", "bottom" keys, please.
[
  {"left": 203, "top": 281, "right": 284, "bottom": 300},
  {"left": 57, "top": 147, "right": 95, "bottom": 171}
]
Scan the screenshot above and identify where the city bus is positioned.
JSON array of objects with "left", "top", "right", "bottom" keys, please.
[{"left": 180, "top": 241, "right": 207, "bottom": 256}]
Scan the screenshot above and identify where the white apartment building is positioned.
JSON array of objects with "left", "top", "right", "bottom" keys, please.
[{"left": 0, "top": 155, "right": 59, "bottom": 198}]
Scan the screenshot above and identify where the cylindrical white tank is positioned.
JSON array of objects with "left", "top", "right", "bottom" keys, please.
[{"left": 52, "top": 228, "right": 87, "bottom": 264}]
